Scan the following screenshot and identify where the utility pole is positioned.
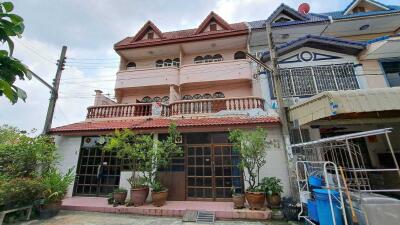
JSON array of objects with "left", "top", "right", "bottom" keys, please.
[
  {"left": 43, "top": 46, "right": 67, "bottom": 134},
  {"left": 265, "top": 23, "right": 296, "bottom": 196}
]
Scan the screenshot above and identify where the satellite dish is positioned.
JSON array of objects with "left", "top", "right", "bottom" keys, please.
[{"left": 298, "top": 3, "right": 310, "bottom": 15}]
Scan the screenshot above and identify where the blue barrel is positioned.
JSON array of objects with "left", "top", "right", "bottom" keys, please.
[
  {"left": 313, "top": 189, "right": 343, "bottom": 225},
  {"left": 307, "top": 199, "right": 319, "bottom": 222}
]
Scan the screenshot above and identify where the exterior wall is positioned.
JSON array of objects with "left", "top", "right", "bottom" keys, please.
[
  {"left": 180, "top": 81, "right": 252, "bottom": 99},
  {"left": 115, "top": 67, "right": 179, "bottom": 89},
  {"left": 359, "top": 59, "right": 388, "bottom": 88},
  {"left": 54, "top": 136, "right": 82, "bottom": 197},
  {"left": 243, "top": 126, "right": 291, "bottom": 197},
  {"left": 341, "top": 31, "right": 396, "bottom": 42},
  {"left": 182, "top": 48, "right": 245, "bottom": 65}
]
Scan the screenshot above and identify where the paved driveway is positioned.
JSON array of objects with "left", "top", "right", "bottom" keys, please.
[{"left": 20, "top": 210, "right": 289, "bottom": 225}]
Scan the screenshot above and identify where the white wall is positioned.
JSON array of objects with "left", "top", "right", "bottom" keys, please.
[{"left": 54, "top": 136, "right": 82, "bottom": 197}]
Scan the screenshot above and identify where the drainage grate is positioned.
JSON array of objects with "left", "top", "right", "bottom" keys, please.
[{"left": 196, "top": 211, "right": 215, "bottom": 224}]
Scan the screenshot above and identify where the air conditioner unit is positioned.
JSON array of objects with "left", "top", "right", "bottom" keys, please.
[{"left": 283, "top": 97, "right": 300, "bottom": 107}]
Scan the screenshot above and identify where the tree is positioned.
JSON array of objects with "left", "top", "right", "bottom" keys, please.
[
  {"left": 229, "top": 128, "right": 269, "bottom": 191},
  {"left": 0, "top": 1, "right": 31, "bottom": 104}
]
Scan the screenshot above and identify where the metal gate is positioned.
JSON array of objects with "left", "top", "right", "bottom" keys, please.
[
  {"left": 186, "top": 144, "right": 243, "bottom": 201},
  {"left": 74, "top": 137, "right": 121, "bottom": 196}
]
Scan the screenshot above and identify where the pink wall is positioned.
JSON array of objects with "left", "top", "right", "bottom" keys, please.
[{"left": 180, "top": 81, "right": 252, "bottom": 99}]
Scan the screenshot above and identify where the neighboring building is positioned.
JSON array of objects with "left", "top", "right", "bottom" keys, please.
[
  {"left": 248, "top": 0, "right": 400, "bottom": 190},
  {"left": 50, "top": 12, "right": 290, "bottom": 200}
]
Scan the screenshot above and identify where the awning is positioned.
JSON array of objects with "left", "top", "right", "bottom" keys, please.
[{"left": 289, "top": 87, "right": 400, "bottom": 126}]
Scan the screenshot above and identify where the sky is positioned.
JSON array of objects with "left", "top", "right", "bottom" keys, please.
[{"left": 1, "top": 0, "right": 399, "bottom": 135}]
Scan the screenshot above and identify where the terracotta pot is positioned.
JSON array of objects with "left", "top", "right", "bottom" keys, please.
[
  {"left": 131, "top": 186, "right": 149, "bottom": 206},
  {"left": 232, "top": 194, "right": 245, "bottom": 209},
  {"left": 266, "top": 193, "right": 281, "bottom": 208},
  {"left": 152, "top": 189, "right": 168, "bottom": 207},
  {"left": 113, "top": 191, "right": 127, "bottom": 204},
  {"left": 245, "top": 191, "right": 265, "bottom": 210},
  {"left": 40, "top": 201, "right": 62, "bottom": 219}
]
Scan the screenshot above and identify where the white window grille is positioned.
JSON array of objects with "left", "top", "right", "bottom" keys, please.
[{"left": 271, "top": 63, "right": 359, "bottom": 98}]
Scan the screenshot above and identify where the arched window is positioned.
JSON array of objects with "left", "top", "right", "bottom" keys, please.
[
  {"left": 234, "top": 51, "right": 246, "bottom": 60},
  {"left": 152, "top": 96, "right": 161, "bottom": 102},
  {"left": 161, "top": 96, "right": 169, "bottom": 103},
  {"left": 203, "top": 93, "right": 212, "bottom": 99},
  {"left": 141, "top": 96, "right": 151, "bottom": 103},
  {"left": 204, "top": 55, "right": 213, "bottom": 63},
  {"left": 194, "top": 56, "right": 204, "bottom": 64},
  {"left": 155, "top": 60, "right": 163, "bottom": 68},
  {"left": 182, "top": 95, "right": 193, "bottom": 100},
  {"left": 213, "top": 92, "right": 225, "bottom": 98},
  {"left": 172, "top": 58, "right": 180, "bottom": 67},
  {"left": 213, "top": 54, "right": 223, "bottom": 62},
  {"left": 126, "top": 62, "right": 136, "bottom": 70},
  {"left": 193, "top": 94, "right": 202, "bottom": 99},
  {"left": 164, "top": 59, "right": 172, "bottom": 67}
]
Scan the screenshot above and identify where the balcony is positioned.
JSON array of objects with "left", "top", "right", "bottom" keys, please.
[
  {"left": 179, "top": 59, "right": 252, "bottom": 85},
  {"left": 115, "top": 67, "right": 179, "bottom": 90},
  {"left": 86, "top": 97, "right": 265, "bottom": 119}
]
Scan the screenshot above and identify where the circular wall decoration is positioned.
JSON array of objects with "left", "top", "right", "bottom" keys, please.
[
  {"left": 300, "top": 51, "right": 313, "bottom": 62},
  {"left": 84, "top": 137, "right": 91, "bottom": 143}
]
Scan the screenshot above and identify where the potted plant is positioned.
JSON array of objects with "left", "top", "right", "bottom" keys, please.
[
  {"left": 260, "top": 177, "right": 283, "bottom": 208},
  {"left": 231, "top": 186, "right": 245, "bottom": 209},
  {"left": 113, "top": 187, "right": 127, "bottom": 204},
  {"left": 229, "top": 128, "right": 269, "bottom": 210},
  {"left": 39, "top": 168, "right": 75, "bottom": 219},
  {"left": 127, "top": 176, "right": 148, "bottom": 207},
  {"left": 145, "top": 123, "right": 182, "bottom": 207}
]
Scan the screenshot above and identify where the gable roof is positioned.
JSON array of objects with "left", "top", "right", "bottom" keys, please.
[
  {"left": 248, "top": 12, "right": 329, "bottom": 30},
  {"left": 195, "top": 11, "right": 233, "bottom": 34},
  {"left": 261, "top": 35, "right": 366, "bottom": 62},
  {"left": 115, "top": 12, "right": 247, "bottom": 50},
  {"left": 343, "top": 0, "right": 390, "bottom": 15},
  {"left": 267, "top": 3, "right": 308, "bottom": 23},
  {"left": 132, "top": 20, "right": 163, "bottom": 42}
]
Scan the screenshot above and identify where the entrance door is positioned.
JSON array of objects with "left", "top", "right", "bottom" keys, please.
[
  {"left": 74, "top": 137, "right": 121, "bottom": 196},
  {"left": 186, "top": 144, "right": 242, "bottom": 200}
]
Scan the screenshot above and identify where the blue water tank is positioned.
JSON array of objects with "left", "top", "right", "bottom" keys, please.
[{"left": 313, "top": 189, "right": 344, "bottom": 225}]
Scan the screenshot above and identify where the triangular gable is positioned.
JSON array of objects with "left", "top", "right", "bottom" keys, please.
[
  {"left": 195, "top": 11, "right": 232, "bottom": 34},
  {"left": 343, "top": 0, "right": 390, "bottom": 15},
  {"left": 267, "top": 4, "right": 308, "bottom": 23},
  {"left": 132, "top": 21, "right": 163, "bottom": 42}
]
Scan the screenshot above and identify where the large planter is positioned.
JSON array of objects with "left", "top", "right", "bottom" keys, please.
[
  {"left": 232, "top": 194, "right": 245, "bottom": 209},
  {"left": 39, "top": 201, "right": 62, "bottom": 219},
  {"left": 152, "top": 189, "right": 168, "bottom": 207},
  {"left": 131, "top": 186, "right": 149, "bottom": 206},
  {"left": 113, "top": 191, "right": 127, "bottom": 204},
  {"left": 266, "top": 193, "right": 281, "bottom": 208},
  {"left": 245, "top": 191, "right": 265, "bottom": 210}
]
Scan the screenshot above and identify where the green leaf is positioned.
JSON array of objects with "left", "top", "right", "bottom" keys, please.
[
  {"left": 0, "top": 79, "right": 17, "bottom": 103},
  {"left": 13, "top": 85, "right": 27, "bottom": 101},
  {"left": 5, "top": 35, "right": 13, "bottom": 56},
  {"left": 2, "top": 2, "right": 14, "bottom": 13}
]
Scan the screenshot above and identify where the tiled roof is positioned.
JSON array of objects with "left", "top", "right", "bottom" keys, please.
[
  {"left": 366, "top": 34, "right": 400, "bottom": 44},
  {"left": 50, "top": 117, "right": 280, "bottom": 134},
  {"left": 261, "top": 35, "right": 366, "bottom": 62},
  {"left": 321, "top": 6, "right": 400, "bottom": 19},
  {"left": 114, "top": 12, "right": 248, "bottom": 50}
]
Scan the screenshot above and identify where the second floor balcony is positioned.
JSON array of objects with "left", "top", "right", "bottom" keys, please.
[
  {"left": 86, "top": 96, "right": 265, "bottom": 119},
  {"left": 115, "top": 67, "right": 179, "bottom": 90}
]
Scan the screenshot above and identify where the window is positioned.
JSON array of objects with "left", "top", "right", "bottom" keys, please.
[
  {"left": 141, "top": 96, "right": 151, "bottom": 103},
  {"left": 202, "top": 93, "right": 212, "bottom": 99},
  {"left": 193, "top": 94, "right": 202, "bottom": 99},
  {"left": 204, "top": 55, "right": 213, "bottom": 63},
  {"left": 381, "top": 61, "right": 400, "bottom": 87},
  {"left": 213, "top": 54, "right": 223, "bottom": 62},
  {"left": 269, "top": 64, "right": 359, "bottom": 98},
  {"left": 234, "top": 51, "right": 246, "bottom": 60},
  {"left": 126, "top": 62, "right": 136, "bottom": 70},
  {"left": 152, "top": 96, "right": 161, "bottom": 102},
  {"left": 161, "top": 96, "right": 170, "bottom": 103},
  {"left": 194, "top": 56, "right": 204, "bottom": 64},
  {"left": 172, "top": 58, "right": 180, "bottom": 67},
  {"left": 353, "top": 6, "right": 366, "bottom": 13},
  {"left": 163, "top": 59, "right": 172, "bottom": 67},
  {"left": 147, "top": 31, "right": 154, "bottom": 39},
  {"left": 275, "top": 17, "right": 291, "bottom": 23},
  {"left": 155, "top": 60, "right": 163, "bottom": 68},
  {"left": 213, "top": 92, "right": 225, "bottom": 98},
  {"left": 210, "top": 22, "right": 217, "bottom": 31}
]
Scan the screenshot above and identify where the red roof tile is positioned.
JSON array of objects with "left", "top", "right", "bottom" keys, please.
[{"left": 50, "top": 117, "right": 280, "bottom": 134}]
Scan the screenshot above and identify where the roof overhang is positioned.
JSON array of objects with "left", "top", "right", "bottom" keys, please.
[
  {"left": 261, "top": 35, "right": 366, "bottom": 62},
  {"left": 343, "top": 0, "right": 390, "bottom": 16},
  {"left": 289, "top": 87, "right": 400, "bottom": 126},
  {"left": 360, "top": 35, "right": 400, "bottom": 60}
]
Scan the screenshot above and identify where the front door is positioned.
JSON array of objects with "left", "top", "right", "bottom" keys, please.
[
  {"left": 186, "top": 144, "right": 242, "bottom": 200},
  {"left": 74, "top": 137, "right": 121, "bottom": 196}
]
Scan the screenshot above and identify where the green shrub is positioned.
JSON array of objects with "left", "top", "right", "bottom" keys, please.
[
  {"left": 0, "top": 177, "right": 44, "bottom": 209},
  {"left": 113, "top": 187, "right": 127, "bottom": 193},
  {"left": 260, "top": 177, "right": 283, "bottom": 195},
  {"left": 41, "top": 168, "right": 75, "bottom": 205}
]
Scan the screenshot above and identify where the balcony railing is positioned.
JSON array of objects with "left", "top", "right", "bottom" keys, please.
[{"left": 86, "top": 97, "right": 265, "bottom": 119}]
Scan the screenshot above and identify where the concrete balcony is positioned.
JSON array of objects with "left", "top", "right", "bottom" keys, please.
[
  {"left": 180, "top": 59, "right": 252, "bottom": 86},
  {"left": 115, "top": 67, "right": 179, "bottom": 90},
  {"left": 86, "top": 97, "right": 265, "bottom": 119}
]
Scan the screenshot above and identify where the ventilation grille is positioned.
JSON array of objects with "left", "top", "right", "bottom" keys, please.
[{"left": 196, "top": 211, "right": 215, "bottom": 224}]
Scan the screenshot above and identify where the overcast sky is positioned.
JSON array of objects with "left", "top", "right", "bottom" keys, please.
[{"left": 1, "top": 0, "right": 399, "bottom": 134}]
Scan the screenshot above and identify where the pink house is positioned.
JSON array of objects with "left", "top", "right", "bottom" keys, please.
[{"left": 50, "top": 12, "right": 286, "bottom": 202}]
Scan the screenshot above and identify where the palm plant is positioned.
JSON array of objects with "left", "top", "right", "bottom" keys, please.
[{"left": 41, "top": 168, "right": 75, "bottom": 205}]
